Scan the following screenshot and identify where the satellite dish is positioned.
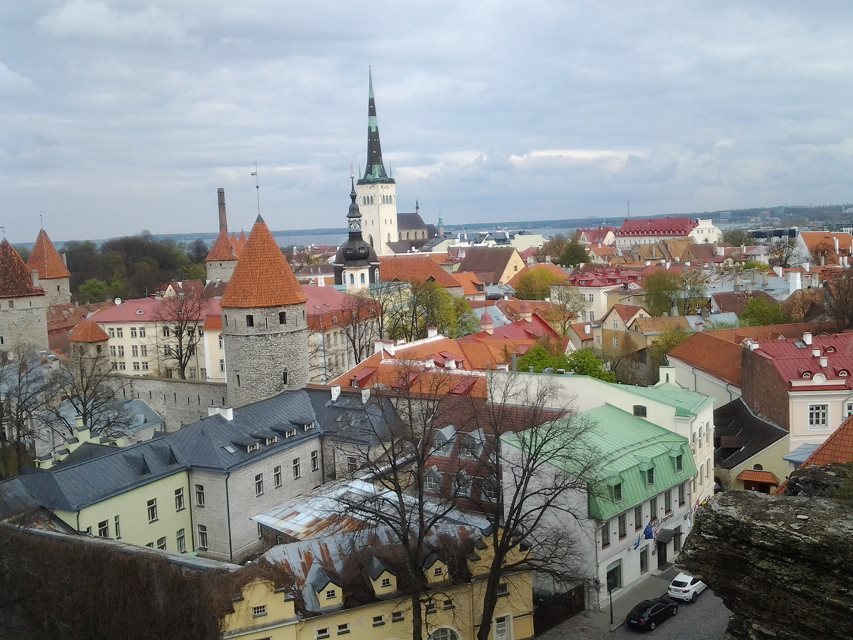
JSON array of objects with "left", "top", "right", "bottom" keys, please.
[{"left": 114, "top": 298, "right": 122, "bottom": 305}]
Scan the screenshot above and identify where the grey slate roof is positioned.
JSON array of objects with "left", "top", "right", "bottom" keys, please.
[
  {"left": 1, "top": 390, "right": 322, "bottom": 513},
  {"left": 397, "top": 211, "right": 426, "bottom": 230},
  {"left": 306, "top": 388, "right": 401, "bottom": 446},
  {"left": 714, "top": 398, "right": 788, "bottom": 470}
]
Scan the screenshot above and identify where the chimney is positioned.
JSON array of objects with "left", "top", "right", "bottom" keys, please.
[
  {"left": 217, "top": 188, "right": 228, "bottom": 233},
  {"left": 519, "top": 303, "right": 533, "bottom": 323},
  {"left": 62, "top": 252, "right": 68, "bottom": 266},
  {"left": 480, "top": 312, "right": 494, "bottom": 335},
  {"left": 330, "top": 385, "right": 341, "bottom": 402},
  {"left": 820, "top": 356, "right": 828, "bottom": 368},
  {"left": 789, "top": 271, "right": 802, "bottom": 294},
  {"left": 30, "top": 269, "right": 41, "bottom": 289},
  {"left": 208, "top": 406, "right": 234, "bottom": 421},
  {"left": 374, "top": 339, "right": 395, "bottom": 356},
  {"left": 803, "top": 332, "right": 813, "bottom": 346},
  {"left": 427, "top": 326, "right": 438, "bottom": 338},
  {"left": 584, "top": 324, "right": 591, "bottom": 335},
  {"left": 773, "top": 265, "right": 783, "bottom": 277},
  {"left": 834, "top": 236, "right": 840, "bottom": 254},
  {"left": 361, "top": 388, "right": 371, "bottom": 404},
  {"left": 812, "top": 348, "right": 821, "bottom": 357}
]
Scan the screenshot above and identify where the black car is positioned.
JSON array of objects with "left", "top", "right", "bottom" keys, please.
[{"left": 625, "top": 596, "right": 678, "bottom": 631}]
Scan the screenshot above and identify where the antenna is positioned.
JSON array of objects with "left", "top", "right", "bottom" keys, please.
[
  {"left": 39, "top": 213, "right": 44, "bottom": 229},
  {"left": 627, "top": 199, "right": 630, "bottom": 218},
  {"left": 251, "top": 162, "right": 261, "bottom": 216},
  {"left": 0, "top": 225, "right": 5, "bottom": 239}
]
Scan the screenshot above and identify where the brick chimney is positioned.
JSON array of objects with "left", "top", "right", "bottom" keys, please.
[{"left": 217, "top": 187, "right": 228, "bottom": 233}]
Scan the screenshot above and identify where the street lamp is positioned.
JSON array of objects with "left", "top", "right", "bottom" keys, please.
[{"left": 606, "top": 574, "right": 617, "bottom": 625}]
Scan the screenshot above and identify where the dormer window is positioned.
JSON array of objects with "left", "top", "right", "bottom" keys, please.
[
  {"left": 646, "top": 467, "right": 655, "bottom": 485},
  {"left": 433, "top": 566, "right": 443, "bottom": 577},
  {"left": 840, "top": 369, "right": 849, "bottom": 377},
  {"left": 612, "top": 482, "right": 623, "bottom": 502},
  {"left": 633, "top": 405, "right": 647, "bottom": 417},
  {"left": 381, "top": 577, "right": 391, "bottom": 587},
  {"left": 802, "top": 371, "right": 812, "bottom": 379},
  {"left": 247, "top": 442, "right": 260, "bottom": 453},
  {"left": 286, "top": 429, "right": 296, "bottom": 438},
  {"left": 675, "top": 454, "right": 683, "bottom": 472},
  {"left": 827, "top": 346, "right": 836, "bottom": 353},
  {"left": 325, "top": 589, "right": 337, "bottom": 600},
  {"left": 266, "top": 436, "right": 277, "bottom": 446}
]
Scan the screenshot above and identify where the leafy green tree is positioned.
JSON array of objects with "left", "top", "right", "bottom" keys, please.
[
  {"left": 515, "top": 268, "right": 566, "bottom": 300},
  {"left": 566, "top": 348, "right": 616, "bottom": 382},
  {"left": 648, "top": 329, "right": 691, "bottom": 372},
  {"left": 740, "top": 297, "right": 788, "bottom": 327},
  {"left": 516, "top": 344, "right": 614, "bottom": 382},
  {"left": 741, "top": 259, "right": 770, "bottom": 273},
  {"left": 643, "top": 271, "right": 707, "bottom": 316},
  {"left": 77, "top": 278, "right": 110, "bottom": 304},
  {"left": 540, "top": 234, "right": 568, "bottom": 262},
  {"left": 387, "top": 282, "right": 472, "bottom": 341},
  {"left": 453, "top": 296, "right": 481, "bottom": 337},
  {"left": 722, "top": 228, "right": 749, "bottom": 246},
  {"left": 558, "top": 242, "right": 590, "bottom": 267}
]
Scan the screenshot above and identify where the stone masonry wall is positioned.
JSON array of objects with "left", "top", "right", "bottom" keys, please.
[
  {"left": 42, "top": 277, "right": 71, "bottom": 307},
  {"left": 223, "top": 303, "right": 309, "bottom": 407},
  {"left": 0, "top": 294, "right": 49, "bottom": 352},
  {"left": 205, "top": 260, "right": 236, "bottom": 284},
  {"left": 115, "top": 376, "right": 227, "bottom": 431},
  {"left": 741, "top": 347, "right": 790, "bottom": 430}
]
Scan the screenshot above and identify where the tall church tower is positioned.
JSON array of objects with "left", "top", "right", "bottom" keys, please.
[
  {"left": 356, "top": 69, "right": 399, "bottom": 256},
  {"left": 221, "top": 216, "right": 308, "bottom": 407},
  {"left": 333, "top": 177, "right": 380, "bottom": 291}
]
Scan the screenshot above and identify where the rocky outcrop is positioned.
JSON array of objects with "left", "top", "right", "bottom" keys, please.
[
  {"left": 678, "top": 491, "right": 853, "bottom": 640},
  {"left": 786, "top": 462, "right": 852, "bottom": 498}
]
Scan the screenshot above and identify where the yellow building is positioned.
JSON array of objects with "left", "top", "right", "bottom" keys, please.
[{"left": 222, "top": 533, "right": 533, "bottom": 640}]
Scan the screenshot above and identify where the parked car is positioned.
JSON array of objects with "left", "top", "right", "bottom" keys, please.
[
  {"left": 668, "top": 572, "right": 707, "bottom": 602},
  {"left": 625, "top": 596, "right": 678, "bottom": 631}
]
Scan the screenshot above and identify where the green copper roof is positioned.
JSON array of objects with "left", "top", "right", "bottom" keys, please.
[
  {"left": 618, "top": 382, "right": 714, "bottom": 418},
  {"left": 502, "top": 403, "right": 696, "bottom": 521}
]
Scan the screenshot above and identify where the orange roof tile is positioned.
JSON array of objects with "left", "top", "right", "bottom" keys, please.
[
  {"left": 608, "top": 303, "right": 647, "bottom": 323},
  {"left": 28, "top": 229, "right": 70, "bottom": 279},
  {"left": 803, "top": 416, "right": 853, "bottom": 467},
  {"left": 736, "top": 469, "right": 780, "bottom": 484},
  {"left": 450, "top": 271, "right": 484, "bottom": 296},
  {"left": 205, "top": 230, "right": 238, "bottom": 261},
  {"left": 0, "top": 239, "right": 44, "bottom": 299},
  {"left": 221, "top": 216, "right": 306, "bottom": 309},
  {"left": 379, "top": 255, "right": 462, "bottom": 289},
  {"left": 69, "top": 319, "right": 110, "bottom": 343}
]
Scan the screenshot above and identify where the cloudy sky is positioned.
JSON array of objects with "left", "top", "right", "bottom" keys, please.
[{"left": 2, "top": 1, "right": 852, "bottom": 243}]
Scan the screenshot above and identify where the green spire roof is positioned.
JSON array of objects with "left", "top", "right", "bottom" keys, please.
[{"left": 358, "top": 67, "right": 394, "bottom": 185}]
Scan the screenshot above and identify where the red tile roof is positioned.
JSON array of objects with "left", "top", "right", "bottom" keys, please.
[
  {"left": 577, "top": 227, "right": 616, "bottom": 244},
  {"left": 221, "top": 217, "right": 306, "bottom": 309},
  {"left": 0, "top": 239, "right": 45, "bottom": 299},
  {"left": 91, "top": 296, "right": 221, "bottom": 324},
  {"left": 378, "top": 255, "right": 461, "bottom": 289},
  {"left": 616, "top": 217, "right": 697, "bottom": 237},
  {"left": 464, "top": 314, "right": 560, "bottom": 342},
  {"left": 799, "top": 231, "right": 853, "bottom": 265},
  {"left": 205, "top": 230, "right": 238, "bottom": 261},
  {"left": 736, "top": 469, "right": 780, "bottom": 484},
  {"left": 304, "top": 285, "right": 379, "bottom": 330},
  {"left": 450, "top": 271, "right": 485, "bottom": 296},
  {"left": 69, "top": 319, "right": 110, "bottom": 343},
  {"left": 608, "top": 303, "right": 647, "bottom": 323},
  {"left": 803, "top": 416, "right": 853, "bottom": 467},
  {"left": 751, "top": 333, "right": 853, "bottom": 391},
  {"left": 28, "top": 229, "right": 70, "bottom": 279}
]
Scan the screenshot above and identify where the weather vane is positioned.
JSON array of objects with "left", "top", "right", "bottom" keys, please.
[{"left": 251, "top": 162, "right": 261, "bottom": 216}]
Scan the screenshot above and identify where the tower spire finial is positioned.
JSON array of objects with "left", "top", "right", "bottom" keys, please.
[{"left": 359, "top": 67, "right": 393, "bottom": 185}]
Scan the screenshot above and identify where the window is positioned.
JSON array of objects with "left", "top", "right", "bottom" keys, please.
[
  {"left": 131, "top": 345, "right": 138, "bottom": 357},
  {"left": 293, "top": 457, "right": 301, "bottom": 479},
  {"left": 147, "top": 498, "right": 158, "bottom": 523},
  {"left": 117, "top": 345, "right": 124, "bottom": 357},
  {"left": 255, "top": 473, "right": 264, "bottom": 496},
  {"left": 372, "top": 615, "right": 384, "bottom": 627},
  {"left": 266, "top": 436, "right": 277, "bottom": 446},
  {"left": 247, "top": 442, "right": 259, "bottom": 452},
  {"left": 495, "top": 616, "right": 510, "bottom": 640},
  {"left": 425, "top": 474, "right": 440, "bottom": 492},
  {"left": 132, "top": 361, "right": 140, "bottom": 371},
  {"left": 219, "top": 358, "right": 225, "bottom": 372},
  {"left": 433, "top": 566, "right": 443, "bottom": 577},
  {"left": 325, "top": 589, "right": 336, "bottom": 600},
  {"left": 482, "top": 478, "right": 500, "bottom": 501},
  {"left": 285, "top": 428, "right": 296, "bottom": 438},
  {"left": 157, "top": 537, "right": 167, "bottom": 550},
  {"left": 634, "top": 505, "right": 643, "bottom": 530},
  {"left": 809, "top": 404, "right": 828, "bottom": 430},
  {"left": 317, "top": 629, "right": 330, "bottom": 640},
  {"left": 430, "top": 629, "right": 459, "bottom": 640},
  {"left": 218, "top": 335, "right": 223, "bottom": 348},
  {"left": 675, "top": 454, "right": 683, "bottom": 472},
  {"left": 337, "top": 623, "right": 350, "bottom": 635},
  {"left": 606, "top": 560, "right": 622, "bottom": 591},
  {"left": 618, "top": 513, "right": 627, "bottom": 538},
  {"left": 98, "top": 520, "right": 109, "bottom": 537},
  {"left": 311, "top": 449, "right": 319, "bottom": 471},
  {"left": 674, "top": 526, "right": 683, "bottom": 552},
  {"left": 443, "top": 599, "right": 454, "bottom": 610},
  {"left": 114, "top": 515, "right": 121, "bottom": 539},
  {"left": 392, "top": 611, "right": 404, "bottom": 623},
  {"left": 115, "top": 328, "right": 123, "bottom": 338},
  {"left": 678, "top": 482, "right": 686, "bottom": 506},
  {"left": 613, "top": 482, "right": 623, "bottom": 502},
  {"left": 347, "top": 456, "right": 358, "bottom": 474},
  {"left": 142, "top": 361, "right": 149, "bottom": 371},
  {"left": 705, "top": 424, "right": 710, "bottom": 445},
  {"left": 640, "top": 546, "right": 649, "bottom": 574},
  {"left": 177, "top": 529, "right": 186, "bottom": 553},
  {"left": 426, "top": 600, "right": 437, "bottom": 614},
  {"left": 279, "top": 311, "right": 286, "bottom": 324},
  {"left": 195, "top": 484, "right": 205, "bottom": 507},
  {"left": 175, "top": 487, "right": 185, "bottom": 511},
  {"left": 282, "top": 369, "right": 288, "bottom": 385},
  {"left": 252, "top": 605, "right": 267, "bottom": 618},
  {"left": 112, "top": 362, "right": 118, "bottom": 370},
  {"left": 664, "top": 490, "right": 672, "bottom": 513},
  {"left": 650, "top": 495, "right": 658, "bottom": 517},
  {"left": 381, "top": 577, "right": 391, "bottom": 587},
  {"left": 646, "top": 467, "right": 655, "bottom": 485},
  {"left": 601, "top": 520, "right": 611, "bottom": 548},
  {"left": 118, "top": 362, "right": 126, "bottom": 371},
  {"left": 139, "top": 326, "right": 146, "bottom": 338},
  {"left": 274, "top": 466, "right": 282, "bottom": 488},
  {"left": 197, "top": 524, "right": 208, "bottom": 549},
  {"left": 131, "top": 327, "right": 137, "bottom": 338},
  {"left": 497, "top": 583, "right": 509, "bottom": 597},
  {"left": 847, "top": 401, "right": 853, "bottom": 417},
  {"left": 110, "top": 345, "right": 117, "bottom": 357},
  {"left": 246, "top": 314, "right": 254, "bottom": 327},
  {"left": 108, "top": 328, "right": 115, "bottom": 338}
]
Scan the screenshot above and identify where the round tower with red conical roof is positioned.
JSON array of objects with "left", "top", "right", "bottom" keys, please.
[
  {"left": 28, "top": 228, "right": 71, "bottom": 306},
  {"left": 221, "top": 215, "right": 308, "bottom": 407},
  {"left": 0, "top": 238, "right": 49, "bottom": 352}
]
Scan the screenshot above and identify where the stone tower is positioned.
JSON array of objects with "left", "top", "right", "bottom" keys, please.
[
  {"left": 355, "top": 69, "right": 398, "bottom": 256},
  {"left": 221, "top": 215, "right": 308, "bottom": 407},
  {"left": 28, "top": 228, "right": 71, "bottom": 306},
  {"left": 205, "top": 188, "right": 241, "bottom": 283},
  {"left": 333, "top": 176, "right": 380, "bottom": 292},
  {"left": 68, "top": 318, "right": 110, "bottom": 372},
  {"left": 0, "top": 238, "right": 49, "bottom": 352}
]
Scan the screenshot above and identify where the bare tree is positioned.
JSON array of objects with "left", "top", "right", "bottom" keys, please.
[
  {"left": 156, "top": 287, "right": 211, "bottom": 379},
  {"left": 0, "top": 347, "right": 55, "bottom": 477},
  {"left": 768, "top": 237, "right": 800, "bottom": 268},
  {"left": 548, "top": 285, "right": 589, "bottom": 336},
  {"left": 342, "top": 293, "right": 381, "bottom": 365},
  {"left": 824, "top": 269, "right": 853, "bottom": 329},
  {"left": 43, "top": 343, "right": 132, "bottom": 446}
]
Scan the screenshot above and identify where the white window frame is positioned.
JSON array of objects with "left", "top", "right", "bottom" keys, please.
[{"left": 808, "top": 403, "right": 829, "bottom": 431}]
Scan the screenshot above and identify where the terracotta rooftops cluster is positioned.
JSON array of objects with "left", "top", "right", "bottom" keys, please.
[
  {"left": 747, "top": 332, "right": 853, "bottom": 390},
  {"left": 0, "top": 239, "right": 44, "bottom": 299}
]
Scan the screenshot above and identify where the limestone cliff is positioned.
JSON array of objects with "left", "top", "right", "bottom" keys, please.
[{"left": 678, "top": 490, "right": 853, "bottom": 640}]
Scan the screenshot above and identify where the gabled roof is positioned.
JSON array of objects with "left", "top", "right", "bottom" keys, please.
[
  {"left": 620, "top": 382, "right": 714, "bottom": 418},
  {"left": 69, "top": 319, "right": 110, "bottom": 343},
  {"left": 205, "top": 230, "right": 239, "bottom": 261},
  {"left": 0, "top": 239, "right": 44, "bottom": 299},
  {"left": 798, "top": 231, "right": 853, "bottom": 264},
  {"left": 712, "top": 290, "right": 777, "bottom": 315},
  {"left": 450, "top": 271, "right": 484, "bottom": 296},
  {"left": 397, "top": 211, "right": 427, "bottom": 230},
  {"left": 803, "top": 416, "right": 853, "bottom": 467},
  {"left": 629, "top": 316, "right": 691, "bottom": 335},
  {"left": 616, "top": 217, "right": 697, "bottom": 237},
  {"left": 378, "top": 255, "right": 461, "bottom": 289},
  {"left": 28, "top": 229, "right": 70, "bottom": 279},
  {"left": 458, "top": 247, "right": 519, "bottom": 280},
  {"left": 714, "top": 398, "right": 788, "bottom": 470},
  {"left": 222, "top": 217, "right": 306, "bottom": 308},
  {"left": 464, "top": 314, "right": 560, "bottom": 342},
  {"left": 602, "top": 303, "right": 648, "bottom": 325}
]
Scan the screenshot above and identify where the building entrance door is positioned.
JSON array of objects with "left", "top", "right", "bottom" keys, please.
[{"left": 656, "top": 541, "right": 668, "bottom": 568}]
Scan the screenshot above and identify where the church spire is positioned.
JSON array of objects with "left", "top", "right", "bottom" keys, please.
[{"left": 359, "top": 67, "right": 394, "bottom": 185}]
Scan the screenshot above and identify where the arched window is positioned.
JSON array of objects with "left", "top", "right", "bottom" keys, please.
[
  {"left": 360, "top": 273, "right": 366, "bottom": 285},
  {"left": 349, "top": 273, "right": 354, "bottom": 285},
  {"left": 430, "top": 629, "right": 459, "bottom": 640},
  {"left": 753, "top": 463, "right": 763, "bottom": 471}
]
